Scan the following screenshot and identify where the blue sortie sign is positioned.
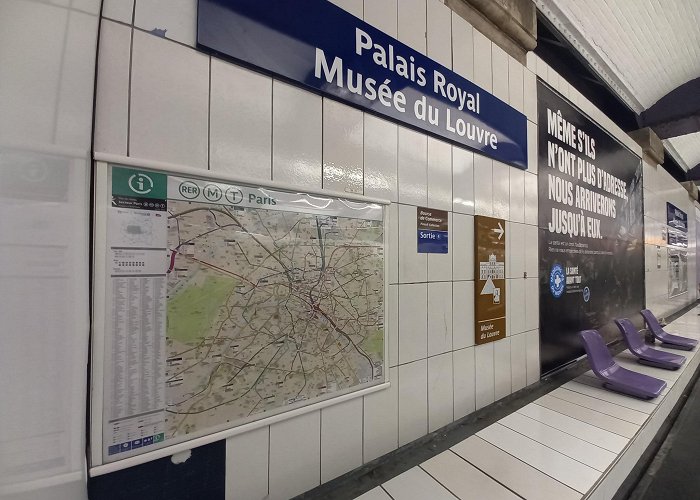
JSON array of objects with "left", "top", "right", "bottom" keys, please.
[{"left": 197, "top": 0, "right": 528, "bottom": 169}]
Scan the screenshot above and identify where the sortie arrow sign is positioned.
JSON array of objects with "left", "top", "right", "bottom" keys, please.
[{"left": 492, "top": 222, "right": 504, "bottom": 240}]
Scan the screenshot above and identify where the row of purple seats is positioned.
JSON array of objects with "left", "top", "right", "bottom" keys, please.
[{"left": 579, "top": 310, "right": 697, "bottom": 400}]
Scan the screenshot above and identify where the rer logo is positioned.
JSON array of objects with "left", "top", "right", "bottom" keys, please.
[
  {"left": 179, "top": 181, "right": 200, "bottom": 199},
  {"left": 549, "top": 263, "right": 565, "bottom": 298},
  {"left": 128, "top": 173, "right": 154, "bottom": 195}
]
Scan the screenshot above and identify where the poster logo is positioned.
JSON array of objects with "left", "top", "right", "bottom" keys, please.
[
  {"left": 583, "top": 286, "right": 591, "bottom": 302},
  {"left": 128, "top": 173, "right": 154, "bottom": 195},
  {"left": 549, "top": 264, "right": 565, "bottom": 298}
]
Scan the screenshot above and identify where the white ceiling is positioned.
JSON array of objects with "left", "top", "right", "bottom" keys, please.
[
  {"left": 667, "top": 133, "right": 700, "bottom": 171},
  {"left": 537, "top": 0, "right": 700, "bottom": 169}
]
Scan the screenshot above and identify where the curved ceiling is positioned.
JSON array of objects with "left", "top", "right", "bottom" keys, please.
[
  {"left": 668, "top": 133, "right": 700, "bottom": 171},
  {"left": 537, "top": 0, "right": 700, "bottom": 171}
]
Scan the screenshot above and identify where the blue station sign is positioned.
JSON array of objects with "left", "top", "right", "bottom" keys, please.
[{"left": 197, "top": 0, "right": 528, "bottom": 169}]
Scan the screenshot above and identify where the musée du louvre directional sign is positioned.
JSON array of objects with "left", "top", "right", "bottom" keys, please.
[
  {"left": 474, "top": 216, "right": 506, "bottom": 344},
  {"left": 197, "top": 0, "right": 528, "bottom": 169}
]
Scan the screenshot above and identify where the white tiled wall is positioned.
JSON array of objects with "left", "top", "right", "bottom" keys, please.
[
  {"left": 94, "top": 2, "right": 542, "bottom": 499},
  {"left": 642, "top": 161, "right": 698, "bottom": 318}
]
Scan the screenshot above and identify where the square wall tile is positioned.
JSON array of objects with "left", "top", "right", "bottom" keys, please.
[
  {"left": 527, "top": 121, "right": 538, "bottom": 174},
  {"left": 210, "top": 59, "right": 271, "bottom": 178},
  {"left": 524, "top": 278, "right": 539, "bottom": 331},
  {"left": 427, "top": 138, "right": 452, "bottom": 211},
  {"left": 94, "top": 20, "right": 130, "bottom": 155},
  {"left": 428, "top": 212, "right": 452, "bottom": 281},
  {"left": 452, "top": 213, "right": 474, "bottom": 281},
  {"left": 451, "top": 13, "right": 473, "bottom": 79},
  {"left": 492, "top": 161, "right": 510, "bottom": 220},
  {"left": 474, "top": 154, "right": 493, "bottom": 216},
  {"left": 427, "top": 0, "right": 451, "bottom": 68},
  {"left": 509, "top": 168, "right": 525, "bottom": 223},
  {"left": 524, "top": 224, "right": 538, "bottom": 277},
  {"left": 491, "top": 44, "right": 509, "bottom": 103},
  {"left": 134, "top": 0, "right": 197, "bottom": 46},
  {"left": 526, "top": 51, "right": 537, "bottom": 71},
  {"left": 388, "top": 203, "right": 399, "bottom": 284},
  {"left": 507, "top": 222, "right": 525, "bottom": 278},
  {"left": 524, "top": 69, "right": 537, "bottom": 123},
  {"left": 510, "top": 332, "right": 527, "bottom": 392},
  {"left": 472, "top": 29, "right": 492, "bottom": 92},
  {"left": 321, "top": 398, "right": 363, "bottom": 482},
  {"left": 388, "top": 284, "right": 399, "bottom": 367},
  {"left": 525, "top": 329, "right": 540, "bottom": 385},
  {"left": 364, "top": 366, "right": 399, "bottom": 462},
  {"left": 453, "top": 347, "right": 476, "bottom": 418},
  {"left": 452, "top": 146, "right": 475, "bottom": 214},
  {"left": 494, "top": 337, "right": 511, "bottom": 400},
  {"left": 102, "top": 0, "right": 134, "bottom": 23},
  {"left": 398, "top": 0, "right": 426, "bottom": 54},
  {"left": 475, "top": 343, "right": 495, "bottom": 409},
  {"left": 57, "top": 8, "right": 100, "bottom": 148},
  {"left": 428, "top": 352, "right": 454, "bottom": 432},
  {"left": 508, "top": 56, "right": 524, "bottom": 113},
  {"left": 524, "top": 172, "right": 538, "bottom": 226},
  {"left": 323, "top": 99, "right": 363, "bottom": 194},
  {"left": 269, "top": 411, "right": 321, "bottom": 500},
  {"left": 453, "top": 281, "right": 475, "bottom": 349},
  {"left": 508, "top": 279, "right": 526, "bottom": 336},
  {"left": 226, "top": 426, "right": 268, "bottom": 500},
  {"left": 329, "top": 0, "right": 363, "bottom": 17},
  {"left": 428, "top": 281, "right": 453, "bottom": 356},
  {"left": 399, "top": 283, "right": 428, "bottom": 364},
  {"left": 398, "top": 127, "right": 428, "bottom": 205},
  {"left": 365, "top": 115, "right": 398, "bottom": 201},
  {"left": 399, "top": 359, "right": 428, "bottom": 446},
  {"left": 273, "top": 80, "right": 322, "bottom": 189},
  {"left": 399, "top": 204, "right": 428, "bottom": 283},
  {"left": 364, "top": 0, "right": 398, "bottom": 36},
  {"left": 536, "top": 57, "right": 549, "bottom": 80},
  {"left": 130, "top": 30, "right": 208, "bottom": 168}
]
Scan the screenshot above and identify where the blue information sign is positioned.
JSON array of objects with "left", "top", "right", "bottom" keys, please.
[
  {"left": 417, "top": 207, "right": 448, "bottom": 253},
  {"left": 417, "top": 229, "right": 448, "bottom": 254},
  {"left": 666, "top": 202, "right": 688, "bottom": 232},
  {"left": 197, "top": 0, "right": 528, "bottom": 169}
]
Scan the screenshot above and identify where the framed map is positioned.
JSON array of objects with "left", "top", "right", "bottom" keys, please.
[{"left": 92, "top": 163, "right": 386, "bottom": 465}]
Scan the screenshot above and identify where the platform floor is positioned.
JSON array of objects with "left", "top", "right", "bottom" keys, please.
[
  {"left": 628, "top": 337, "right": 700, "bottom": 500},
  {"left": 356, "top": 309, "right": 700, "bottom": 500}
]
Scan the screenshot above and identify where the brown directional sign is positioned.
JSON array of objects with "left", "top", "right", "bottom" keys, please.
[{"left": 475, "top": 215, "right": 506, "bottom": 345}]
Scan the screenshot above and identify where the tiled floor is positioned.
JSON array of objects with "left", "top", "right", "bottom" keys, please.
[{"left": 356, "top": 309, "right": 700, "bottom": 500}]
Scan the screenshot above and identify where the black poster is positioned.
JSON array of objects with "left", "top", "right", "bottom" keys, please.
[{"left": 537, "top": 81, "right": 644, "bottom": 376}]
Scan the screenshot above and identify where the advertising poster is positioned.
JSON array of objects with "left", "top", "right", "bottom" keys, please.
[{"left": 537, "top": 82, "right": 644, "bottom": 375}]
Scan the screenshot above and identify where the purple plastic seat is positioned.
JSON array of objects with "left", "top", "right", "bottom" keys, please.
[
  {"left": 615, "top": 318, "right": 686, "bottom": 370},
  {"left": 579, "top": 330, "right": 666, "bottom": 400},
  {"left": 640, "top": 309, "right": 698, "bottom": 351}
]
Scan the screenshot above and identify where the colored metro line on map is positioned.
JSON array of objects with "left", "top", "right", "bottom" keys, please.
[{"left": 163, "top": 199, "right": 385, "bottom": 438}]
